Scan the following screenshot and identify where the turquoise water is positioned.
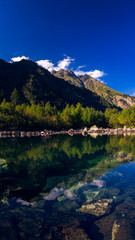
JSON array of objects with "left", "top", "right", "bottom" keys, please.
[{"left": 0, "top": 135, "right": 135, "bottom": 239}]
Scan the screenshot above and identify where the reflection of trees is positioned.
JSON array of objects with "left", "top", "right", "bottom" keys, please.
[
  {"left": 0, "top": 135, "right": 107, "bottom": 201},
  {"left": 0, "top": 135, "right": 107, "bottom": 182},
  {"left": 0, "top": 135, "right": 106, "bottom": 164},
  {"left": 105, "top": 135, "right": 135, "bottom": 157},
  {"left": 0, "top": 135, "right": 135, "bottom": 202}
]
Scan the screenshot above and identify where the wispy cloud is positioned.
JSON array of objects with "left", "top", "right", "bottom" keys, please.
[
  {"left": 11, "top": 56, "right": 29, "bottom": 62},
  {"left": 76, "top": 65, "right": 86, "bottom": 70}
]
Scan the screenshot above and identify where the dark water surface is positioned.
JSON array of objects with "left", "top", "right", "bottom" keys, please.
[{"left": 0, "top": 135, "right": 135, "bottom": 239}]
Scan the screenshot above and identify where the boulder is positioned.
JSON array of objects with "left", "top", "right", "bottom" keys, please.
[
  {"left": 90, "top": 125, "right": 99, "bottom": 131},
  {"left": 82, "top": 127, "right": 89, "bottom": 136},
  {"left": 68, "top": 128, "right": 74, "bottom": 136},
  {"left": 83, "top": 127, "right": 89, "bottom": 132}
]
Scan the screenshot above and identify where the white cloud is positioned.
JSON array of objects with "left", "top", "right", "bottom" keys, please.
[
  {"left": 57, "top": 56, "right": 74, "bottom": 70},
  {"left": 36, "top": 56, "right": 74, "bottom": 72},
  {"left": 36, "top": 55, "right": 106, "bottom": 82},
  {"left": 76, "top": 65, "right": 86, "bottom": 70},
  {"left": 88, "top": 70, "right": 105, "bottom": 79},
  {"left": 74, "top": 69, "right": 106, "bottom": 81},
  {"left": 37, "top": 60, "right": 55, "bottom": 72},
  {"left": 133, "top": 92, "right": 135, "bottom": 96},
  {"left": 11, "top": 56, "right": 29, "bottom": 62}
]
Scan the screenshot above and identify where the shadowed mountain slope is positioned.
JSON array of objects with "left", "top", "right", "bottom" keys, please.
[{"left": 0, "top": 59, "right": 112, "bottom": 110}]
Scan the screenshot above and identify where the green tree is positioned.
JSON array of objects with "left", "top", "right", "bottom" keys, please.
[{"left": 10, "top": 88, "right": 21, "bottom": 106}]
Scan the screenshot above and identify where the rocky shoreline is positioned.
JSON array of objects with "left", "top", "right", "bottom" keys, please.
[{"left": 0, "top": 125, "right": 135, "bottom": 138}]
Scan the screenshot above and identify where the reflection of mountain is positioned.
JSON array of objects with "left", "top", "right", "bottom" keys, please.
[{"left": 0, "top": 135, "right": 135, "bottom": 203}]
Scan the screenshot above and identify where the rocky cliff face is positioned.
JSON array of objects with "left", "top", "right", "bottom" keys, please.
[
  {"left": 53, "top": 70, "right": 135, "bottom": 109},
  {"left": 112, "top": 95, "right": 135, "bottom": 109}
]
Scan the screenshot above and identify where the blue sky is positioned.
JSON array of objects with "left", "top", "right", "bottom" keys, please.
[{"left": 0, "top": 0, "right": 135, "bottom": 95}]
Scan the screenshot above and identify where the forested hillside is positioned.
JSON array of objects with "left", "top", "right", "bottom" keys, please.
[
  {"left": 0, "top": 59, "right": 112, "bottom": 111},
  {"left": 0, "top": 59, "right": 135, "bottom": 131}
]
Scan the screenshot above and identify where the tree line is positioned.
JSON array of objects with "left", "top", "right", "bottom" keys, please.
[{"left": 0, "top": 88, "right": 135, "bottom": 130}]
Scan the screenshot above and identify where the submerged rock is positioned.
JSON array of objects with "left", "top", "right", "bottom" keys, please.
[
  {"left": 53, "top": 200, "right": 79, "bottom": 212},
  {"left": 97, "top": 187, "right": 121, "bottom": 200},
  {"left": 82, "top": 190, "right": 99, "bottom": 201},
  {"left": 44, "top": 188, "right": 64, "bottom": 200},
  {"left": 64, "top": 189, "right": 77, "bottom": 200},
  {"left": 78, "top": 199, "right": 113, "bottom": 217},
  {"left": 111, "top": 219, "right": 135, "bottom": 240},
  {"left": 62, "top": 226, "right": 90, "bottom": 240}
]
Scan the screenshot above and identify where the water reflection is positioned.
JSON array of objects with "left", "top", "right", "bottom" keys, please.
[
  {"left": 0, "top": 135, "right": 135, "bottom": 239},
  {"left": 0, "top": 135, "right": 135, "bottom": 203}
]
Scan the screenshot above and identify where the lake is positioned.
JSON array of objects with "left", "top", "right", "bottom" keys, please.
[{"left": 0, "top": 134, "right": 135, "bottom": 240}]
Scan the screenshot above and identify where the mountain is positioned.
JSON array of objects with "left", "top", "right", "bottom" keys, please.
[
  {"left": 53, "top": 69, "right": 135, "bottom": 109},
  {"left": 52, "top": 69, "right": 85, "bottom": 88},
  {"left": 0, "top": 59, "right": 112, "bottom": 111}
]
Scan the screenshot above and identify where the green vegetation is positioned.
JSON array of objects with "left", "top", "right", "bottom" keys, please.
[
  {"left": 105, "top": 107, "right": 135, "bottom": 128},
  {"left": 0, "top": 99, "right": 105, "bottom": 130},
  {"left": 0, "top": 59, "right": 112, "bottom": 110},
  {"left": 0, "top": 59, "right": 135, "bottom": 130},
  {"left": 0, "top": 96, "right": 135, "bottom": 130}
]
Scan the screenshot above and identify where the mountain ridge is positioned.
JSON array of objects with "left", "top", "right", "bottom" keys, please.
[
  {"left": 53, "top": 69, "right": 135, "bottom": 109},
  {"left": 0, "top": 59, "right": 112, "bottom": 111}
]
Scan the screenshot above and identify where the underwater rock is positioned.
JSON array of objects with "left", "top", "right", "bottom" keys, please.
[
  {"left": 33, "top": 199, "right": 46, "bottom": 208},
  {"left": 53, "top": 200, "right": 80, "bottom": 212},
  {"left": 82, "top": 189, "right": 99, "bottom": 201},
  {"left": 44, "top": 188, "right": 64, "bottom": 200},
  {"left": 62, "top": 226, "right": 90, "bottom": 240},
  {"left": 97, "top": 187, "right": 121, "bottom": 199},
  {"left": 70, "top": 182, "right": 86, "bottom": 193},
  {"left": 93, "top": 200, "right": 135, "bottom": 240},
  {"left": 57, "top": 195, "right": 66, "bottom": 202},
  {"left": 64, "top": 189, "right": 77, "bottom": 200},
  {"left": 89, "top": 179, "right": 106, "bottom": 188},
  {"left": 111, "top": 219, "right": 135, "bottom": 240},
  {"left": 78, "top": 199, "right": 113, "bottom": 217}
]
